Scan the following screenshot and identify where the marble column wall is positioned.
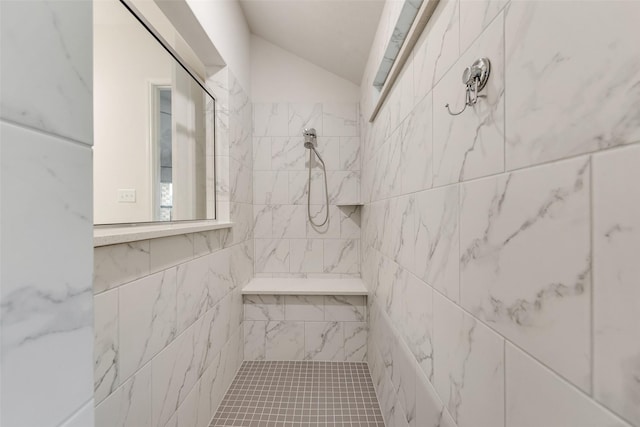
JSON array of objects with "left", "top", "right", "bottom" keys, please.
[
  {"left": 360, "top": 1, "right": 640, "bottom": 426},
  {"left": 93, "top": 69, "right": 254, "bottom": 427},
  {"left": 252, "top": 102, "right": 362, "bottom": 278},
  {"left": 0, "top": 0, "right": 95, "bottom": 425}
]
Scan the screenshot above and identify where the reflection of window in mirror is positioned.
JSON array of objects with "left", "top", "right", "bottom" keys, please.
[
  {"left": 93, "top": 0, "right": 216, "bottom": 225},
  {"left": 153, "top": 86, "right": 173, "bottom": 221}
]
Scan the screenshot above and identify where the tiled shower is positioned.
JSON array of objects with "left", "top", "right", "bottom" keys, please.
[{"left": 1, "top": 0, "right": 639, "bottom": 426}]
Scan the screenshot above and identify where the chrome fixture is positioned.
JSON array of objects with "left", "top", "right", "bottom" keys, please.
[
  {"left": 303, "top": 128, "right": 317, "bottom": 149},
  {"left": 303, "top": 128, "right": 329, "bottom": 227},
  {"left": 445, "top": 57, "right": 491, "bottom": 116}
]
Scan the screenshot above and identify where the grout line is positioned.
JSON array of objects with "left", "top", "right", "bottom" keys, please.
[
  {"left": 0, "top": 117, "right": 93, "bottom": 150},
  {"left": 362, "top": 141, "right": 640, "bottom": 206},
  {"left": 365, "top": 244, "right": 634, "bottom": 425},
  {"left": 589, "top": 154, "right": 595, "bottom": 397}
]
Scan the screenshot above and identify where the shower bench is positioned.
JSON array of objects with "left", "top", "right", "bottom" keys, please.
[{"left": 241, "top": 278, "right": 368, "bottom": 361}]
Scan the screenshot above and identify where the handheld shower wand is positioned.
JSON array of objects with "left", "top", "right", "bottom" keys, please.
[{"left": 303, "top": 128, "right": 329, "bottom": 227}]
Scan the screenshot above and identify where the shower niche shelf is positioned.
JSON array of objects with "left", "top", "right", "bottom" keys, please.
[
  {"left": 336, "top": 203, "right": 363, "bottom": 207},
  {"left": 242, "top": 278, "right": 367, "bottom": 296}
]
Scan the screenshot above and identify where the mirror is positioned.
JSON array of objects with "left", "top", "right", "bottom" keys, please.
[{"left": 93, "top": 0, "right": 215, "bottom": 225}]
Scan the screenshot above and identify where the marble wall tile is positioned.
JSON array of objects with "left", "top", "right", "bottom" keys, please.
[
  {"left": 272, "top": 136, "right": 307, "bottom": 171},
  {"left": 413, "top": 185, "right": 460, "bottom": 302},
  {"left": 316, "top": 137, "right": 341, "bottom": 170},
  {"left": 340, "top": 137, "right": 361, "bottom": 171},
  {"left": 151, "top": 325, "right": 198, "bottom": 427},
  {"left": 94, "top": 289, "right": 119, "bottom": 404},
  {"left": 119, "top": 268, "right": 177, "bottom": 381},
  {"left": 433, "top": 293, "right": 505, "bottom": 427},
  {"left": 504, "top": 0, "right": 640, "bottom": 170},
  {"left": 94, "top": 241, "right": 150, "bottom": 293},
  {"left": 193, "top": 229, "right": 224, "bottom": 258},
  {"left": 459, "top": 0, "right": 507, "bottom": 52},
  {"left": 215, "top": 156, "right": 230, "bottom": 205},
  {"left": 253, "top": 205, "right": 273, "bottom": 238},
  {"left": 460, "top": 157, "right": 591, "bottom": 391},
  {"left": 176, "top": 383, "right": 199, "bottom": 427},
  {"left": 323, "top": 103, "right": 358, "bottom": 137},
  {"left": 593, "top": 145, "right": 640, "bottom": 425},
  {"left": 208, "top": 248, "right": 234, "bottom": 304},
  {"left": 272, "top": 205, "right": 306, "bottom": 238},
  {"left": 388, "top": 194, "right": 414, "bottom": 270},
  {"left": 400, "top": 92, "right": 433, "bottom": 194},
  {"left": 307, "top": 205, "right": 341, "bottom": 239},
  {"left": 176, "top": 255, "right": 211, "bottom": 333},
  {"left": 265, "top": 321, "right": 305, "bottom": 360},
  {"left": 253, "top": 137, "right": 272, "bottom": 170},
  {"left": 229, "top": 158, "right": 253, "bottom": 204},
  {"left": 339, "top": 206, "right": 361, "bottom": 239},
  {"left": 244, "top": 321, "right": 266, "bottom": 360},
  {"left": 253, "top": 103, "right": 288, "bottom": 136},
  {"left": 253, "top": 171, "right": 289, "bottom": 204},
  {"left": 1, "top": 122, "right": 93, "bottom": 427},
  {"left": 95, "top": 362, "right": 152, "bottom": 427},
  {"left": 506, "top": 344, "right": 631, "bottom": 427},
  {"left": 323, "top": 239, "right": 359, "bottom": 274},
  {"left": 289, "top": 170, "right": 324, "bottom": 205},
  {"left": 285, "top": 296, "right": 324, "bottom": 321},
  {"left": 415, "top": 371, "right": 456, "bottom": 427},
  {"left": 200, "top": 295, "right": 233, "bottom": 370},
  {"left": 391, "top": 338, "right": 417, "bottom": 426},
  {"left": 305, "top": 321, "right": 345, "bottom": 361},
  {"left": 412, "top": 0, "right": 460, "bottom": 101},
  {"left": 244, "top": 295, "right": 285, "bottom": 321},
  {"left": 0, "top": 0, "right": 93, "bottom": 145},
  {"left": 230, "top": 239, "right": 254, "bottom": 287},
  {"left": 289, "top": 103, "right": 323, "bottom": 137},
  {"left": 328, "top": 171, "right": 360, "bottom": 204},
  {"left": 325, "top": 296, "right": 366, "bottom": 322},
  {"left": 432, "top": 13, "right": 505, "bottom": 186},
  {"left": 290, "top": 239, "right": 324, "bottom": 273},
  {"left": 388, "top": 271, "right": 434, "bottom": 381},
  {"left": 197, "top": 352, "right": 225, "bottom": 425},
  {"left": 255, "top": 238, "right": 290, "bottom": 273},
  {"left": 150, "top": 234, "right": 194, "bottom": 274},
  {"left": 344, "top": 322, "right": 367, "bottom": 362}
]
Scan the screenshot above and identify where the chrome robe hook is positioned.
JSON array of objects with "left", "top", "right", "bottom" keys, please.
[{"left": 445, "top": 58, "right": 491, "bottom": 116}]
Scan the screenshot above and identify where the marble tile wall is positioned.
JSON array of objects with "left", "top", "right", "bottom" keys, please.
[
  {"left": 360, "top": 1, "right": 640, "bottom": 426},
  {"left": 1, "top": 1, "right": 95, "bottom": 426},
  {"left": 93, "top": 69, "right": 254, "bottom": 427},
  {"left": 252, "top": 102, "right": 362, "bottom": 277},
  {"left": 243, "top": 295, "right": 367, "bottom": 361}
]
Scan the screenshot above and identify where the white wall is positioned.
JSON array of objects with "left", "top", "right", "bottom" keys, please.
[
  {"left": 186, "top": 0, "right": 252, "bottom": 93},
  {"left": 0, "top": 0, "right": 95, "bottom": 426},
  {"left": 251, "top": 35, "right": 360, "bottom": 103}
]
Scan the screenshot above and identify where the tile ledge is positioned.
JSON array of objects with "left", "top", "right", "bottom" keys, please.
[
  {"left": 242, "top": 278, "right": 367, "bottom": 296},
  {"left": 94, "top": 220, "right": 233, "bottom": 247}
]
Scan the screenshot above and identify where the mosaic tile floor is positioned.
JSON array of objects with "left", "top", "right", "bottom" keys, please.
[{"left": 210, "top": 361, "right": 385, "bottom": 427}]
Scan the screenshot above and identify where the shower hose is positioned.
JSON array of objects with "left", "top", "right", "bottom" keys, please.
[{"left": 307, "top": 146, "right": 330, "bottom": 227}]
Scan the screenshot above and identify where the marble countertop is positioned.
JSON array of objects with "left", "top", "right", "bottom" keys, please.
[
  {"left": 94, "top": 220, "right": 233, "bottom": 246},
  {"left": 242, "top": 278, "right": 368, "bottom": 296}
]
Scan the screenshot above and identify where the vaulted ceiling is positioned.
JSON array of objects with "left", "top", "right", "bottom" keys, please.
[{"left": 239, "top": 0, "right": 385, "bottom": 84}]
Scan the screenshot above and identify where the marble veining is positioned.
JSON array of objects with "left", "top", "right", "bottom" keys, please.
[
  {"left": 504, "top": 0, "right": 640, "bottom": 170},
  {"left": 593, "top": 145, "right": 640, "bottom": 425},
  {"left": 460, "top": 157, "right": 591, "bottom": 391},
  {"left": 119, "top": 268, "right": 177, "bottom": 382}
]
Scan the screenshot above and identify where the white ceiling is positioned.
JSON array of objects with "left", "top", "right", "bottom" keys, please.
[{"left": 239, "top": 0, "right": 385, "bottom": 84}]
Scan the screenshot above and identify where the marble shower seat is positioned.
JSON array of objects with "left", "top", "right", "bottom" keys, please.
[{"left": 242, "top": 278, "right": 368, "bottom": 362}]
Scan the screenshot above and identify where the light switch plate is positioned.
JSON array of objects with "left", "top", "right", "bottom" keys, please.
[{"left": 118, "top": 189, "right": 136, "bottom": 203}]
